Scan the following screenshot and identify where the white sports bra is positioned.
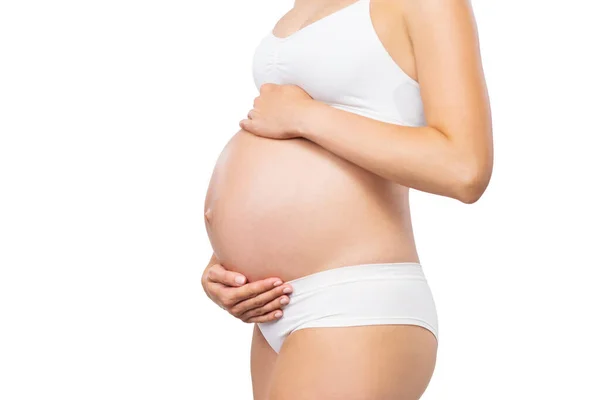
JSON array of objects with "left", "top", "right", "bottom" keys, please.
[{"left": 252, "top": 0, "right": 425, "bottom": 127}]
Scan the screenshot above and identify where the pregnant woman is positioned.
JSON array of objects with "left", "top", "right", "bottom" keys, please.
[{"left": 202, "top": 0, "right": 493, "bottom": 398}]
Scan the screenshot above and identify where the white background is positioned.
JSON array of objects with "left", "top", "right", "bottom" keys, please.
[{"left": 1, "top": 0, "right": 599, "bottom": 399}]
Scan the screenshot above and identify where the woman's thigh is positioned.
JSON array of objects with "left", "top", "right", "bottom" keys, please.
[
  {"left": 251, "top": 324, "right": 279, "bottom": 400},
  {"left": 267, "top": 325, "right": 438, "bottom": 400}
]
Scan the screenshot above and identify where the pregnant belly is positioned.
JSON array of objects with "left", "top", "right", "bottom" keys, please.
[{"left": 204, "top": 129, "right": 416, "bottom": 282}]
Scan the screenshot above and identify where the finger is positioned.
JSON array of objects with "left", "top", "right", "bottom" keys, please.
[
  {"left": 227, "top": 277, "right": 287, "bottom": 306},
  {"left": 246, "top": 309, "right": 284, "bottom": 324},
  {"left": 239, "top": 294, "right": 290, "bottom": 321},
  {"left": 239, "top": 119, "right": 253, "bottom": 132},
  {"left": 259, "top": 83, "right": 274, "bottom": 93},
  {"left": 207, "top": 264, "right": 247, "bottom": 287},
  {"left": 229, "top": 283, "right": 293, "bottom": 316}
]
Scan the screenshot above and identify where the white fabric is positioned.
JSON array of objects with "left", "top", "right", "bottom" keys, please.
[
  {"left": 252, "top": 0, "right": 426, "bottom": 127},
  {"left": 256, "top": 262, "right": 439, "bottom": 353}
]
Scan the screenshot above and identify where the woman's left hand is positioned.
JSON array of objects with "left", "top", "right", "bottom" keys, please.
[{"left": 239, "top": 83, "right": 313, "bottom": 140}]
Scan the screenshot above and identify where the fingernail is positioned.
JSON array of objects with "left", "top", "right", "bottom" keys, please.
[
  {"left": 235, "top": 276, "right": 246, "bottom": 285},
  {"left": 274, "top": 311, "right": 283, "bottom": 318},
  {"left": 280, "top": 297, "right": 289, "bottom": 305},
  {"left": 273, "top": 280, "right": 283, "bottom": 287},
  {"left": 283, "top": 287, "right": 292, "bottom": 294}
]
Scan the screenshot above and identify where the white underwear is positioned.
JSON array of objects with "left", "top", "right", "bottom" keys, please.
[{"left": 256, "top": 262, "right": 439, "bottom": 353}]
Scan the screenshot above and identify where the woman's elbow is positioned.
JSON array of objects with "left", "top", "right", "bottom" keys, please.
[{"left": 454, "top": 158, "right": 493, "bottom": 204}]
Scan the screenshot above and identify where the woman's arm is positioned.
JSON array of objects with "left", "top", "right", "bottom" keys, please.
[{"left": 294, "top": 0, "right": 493, "bottom": 203}]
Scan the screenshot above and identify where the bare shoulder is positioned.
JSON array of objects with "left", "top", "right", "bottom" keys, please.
[
  {"left": 396, "top": 0, "right": 492, "bottom": 146},
  {"left": 368, "top": 0, "right": 481, "bottom": 88},
  {"left": 395, "top": 0, "right": 486, "bottom": 95}
]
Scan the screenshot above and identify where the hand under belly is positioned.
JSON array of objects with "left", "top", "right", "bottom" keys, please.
[{"left": 204, "top": 130, "right": 415, "bottom": 282}]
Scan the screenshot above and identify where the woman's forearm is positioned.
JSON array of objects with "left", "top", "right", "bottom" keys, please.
[{"left": 294, "top": 100, "right": 490, "bottom": 203}]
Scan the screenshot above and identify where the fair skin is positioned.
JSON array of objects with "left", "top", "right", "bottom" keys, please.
[
  {"left": 201, "top": 252, "right": 294, "bottom": 323},
  {"left": 204, "top": 0, "right": 492, "bottom": 398},
  {"left": 240, "top": 1, "right": 493, "bottom": 204}
]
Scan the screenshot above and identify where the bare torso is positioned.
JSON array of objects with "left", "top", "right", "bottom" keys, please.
[{"left": 204, "top": 129, "right": 419, "bottom": 283}]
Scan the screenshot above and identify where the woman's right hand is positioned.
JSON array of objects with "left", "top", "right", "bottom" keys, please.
[{"left": 201, "top": 257, "right": 293, "bottom": 323}]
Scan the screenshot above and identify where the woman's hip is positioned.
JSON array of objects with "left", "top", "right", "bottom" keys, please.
[{"left": 257, "top": 262, "right": 439, "bottom": 354}]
